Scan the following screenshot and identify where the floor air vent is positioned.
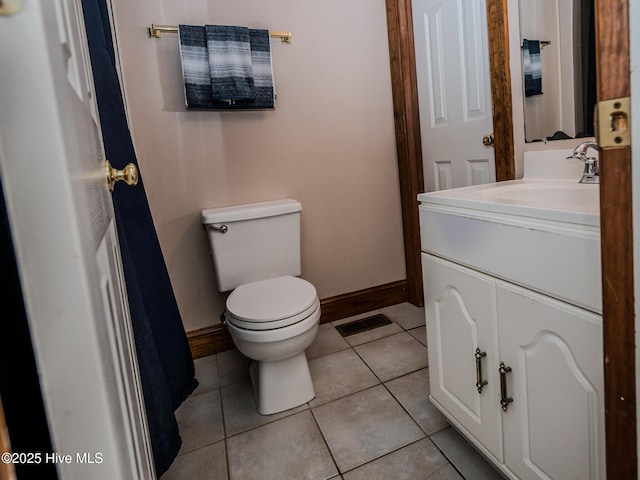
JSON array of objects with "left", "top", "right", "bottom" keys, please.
[{"left": 335, "top": 314, "right": 393, "bottom": 337}]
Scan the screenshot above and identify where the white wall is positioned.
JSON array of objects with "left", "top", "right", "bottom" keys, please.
[{"left": 108, "top": 0, "right": 407, "bottom": 331}]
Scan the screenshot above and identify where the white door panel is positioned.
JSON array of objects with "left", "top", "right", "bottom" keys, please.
[
  {"left": 413, "top": 0, "right": 496, "bottom": 191},
  {"left": 0, "top": 1, "right": 153, "bottom": 478}
]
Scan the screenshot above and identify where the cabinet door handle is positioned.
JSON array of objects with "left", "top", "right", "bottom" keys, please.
[
  {"left": 499, "top": 362, "right": 513, "bottom": 411},
  {"left": 474, "top": 348, "right": 488, "bottom": 393}
]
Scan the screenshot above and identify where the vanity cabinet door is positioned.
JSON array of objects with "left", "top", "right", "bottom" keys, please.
[
  {"left": 422, "top": 254, "right": 502, "bottom": 460},
  {"left": 496, "top": 282, "right": 605, "bottom": 480}
]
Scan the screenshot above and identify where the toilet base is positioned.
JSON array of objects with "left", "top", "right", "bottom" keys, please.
[{"left": 250, "top": 351, "right": 316, "bottom": 415}]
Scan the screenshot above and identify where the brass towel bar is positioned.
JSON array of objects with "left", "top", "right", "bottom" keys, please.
[
  {"left": 521, "top": 40, "right": 551, "bottom": 50},
  {"left": 148, "top": 23, "right": 292, "bottom": 44}
]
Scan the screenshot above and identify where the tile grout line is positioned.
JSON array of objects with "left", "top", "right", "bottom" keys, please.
[
  {"left": 214, "top": 354, "right": 233, "bottom": 480},
  {"left": 187, "top": 308, "right": 430, "bottom": 479},
  {"left": 325, "top": 320, "right": 471, "bottom": 478},
  {"left": 308, "top": 406, "right": 343, "bottom": 477},
  {"left": 306, "top": 328, "right": 427, "bottom": 476}
]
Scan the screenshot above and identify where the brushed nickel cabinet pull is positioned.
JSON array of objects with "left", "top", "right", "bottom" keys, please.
[
  {"left": 474, "top": 348, "right": 488, "bottom": 393},
  {"left": 499, "top": 362, "right": 513, "bottom": 411}
]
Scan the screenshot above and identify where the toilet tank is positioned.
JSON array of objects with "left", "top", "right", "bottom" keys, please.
[{"left": 201, "top": 199, "right": 302, "bottom": 292}]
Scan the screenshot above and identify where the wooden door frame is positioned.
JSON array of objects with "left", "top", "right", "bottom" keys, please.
[
  {"left": 386, "top": 0, "right": 636, "bottom": 476},
  {"left": 384, "top": 0, "right": 515, "bottom": 308},
  {"left": 594, "top": 0, "right": 636, "bottom": 477},
  {"left": 384, "top": 0, "right": 425, "bottom": 306},
  {"left": 0, "top": 396, "right": 15, "bottom": 480}
]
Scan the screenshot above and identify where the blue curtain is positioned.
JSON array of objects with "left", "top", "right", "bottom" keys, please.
[{"left": 81, "top": 1, "right": 198, "bottom": 476}]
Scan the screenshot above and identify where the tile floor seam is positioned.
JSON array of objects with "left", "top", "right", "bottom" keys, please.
[
  {"left": 428, "top": 461, "right": 461, "bottom": 480},
  {"left": 308, "top": 405, "right": 344, "bottom": 477},
  {"left": 221, "top": 402, "right": 308, "bottom": 440},
  {"left": 214, "top": 353, "right": 235, "bottom": 480},
  {"left": 380, "top": 377, "right": 452, "bottom": 439},
  {"left": 428, "top": 431, "right": 503, "bottom": 480},
  {"left": 442, "top": 457, "right": 470, "bottom": 480},
  {"left": 214, "top": 355, "right": 231, "bottom": 441},
  {"left": 308, "top": 381, "right": 380, "bottom": 416},
  {"left": 348, "top": 335, "right": 427, "bottom": 386},
  {"left": 337, "top": 436, "right": 438, "bottom": 477},
  {"left": 174, "top": 305, "right": 500, "bottom": 480},
  {"left": 380, "top": 380, "right": 429, "bottom": 436},
  {"left": 311, "top": 382, "right": 430, "bottom": 474},
  {"left": 348, "top": 342, "right": 386, "bottom": 384}
]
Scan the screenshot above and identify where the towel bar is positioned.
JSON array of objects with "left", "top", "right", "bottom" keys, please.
[
  {"left": 520, "top": 40, "right": 551, "bottom": 50},
  {"left": 148, "top": 23, "right": 292, "bottom": 44}
]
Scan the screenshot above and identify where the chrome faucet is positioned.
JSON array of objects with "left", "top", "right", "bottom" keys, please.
[{"left": 566, "top": 141, "right": 600, "bottom": 184}]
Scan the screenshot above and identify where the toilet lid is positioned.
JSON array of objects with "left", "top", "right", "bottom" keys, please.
[{"left": 226, "top": 276, "right": 318, "bottom": 325}]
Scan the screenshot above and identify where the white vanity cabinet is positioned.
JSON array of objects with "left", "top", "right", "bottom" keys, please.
[
  {"left": 418, "top": 152, "right": 605, "bottom": 479},
  {"left": 496, "top": 282, "right": 604, "bottom": 480},
  {"left": 423, "top": 253, "right": 605, "bottom": 480},
  {"left": 422, "top": 254, "right": 502, "bottom": 460}
]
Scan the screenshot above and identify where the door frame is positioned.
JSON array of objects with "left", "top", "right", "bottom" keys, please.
[
  {"left": 384, "top": 0, "right": 515, "bottom": 307},
  {"left": 594, "top": 0, "right": 636, "bottom": 477},
  {"left": 386, "top": 0, "right": 636, "bottom": 476}
]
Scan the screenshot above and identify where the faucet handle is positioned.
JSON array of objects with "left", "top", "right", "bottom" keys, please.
[{"left": 579, "top": 157, "right": 599, "bottom": 184}]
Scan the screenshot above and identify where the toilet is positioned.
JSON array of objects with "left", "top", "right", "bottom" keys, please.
[{"left": 201, "top": 199, "right": 320, "bottom": 415}]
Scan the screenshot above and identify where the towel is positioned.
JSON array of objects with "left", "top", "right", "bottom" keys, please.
[
  {"left": 205, "top": 25, "right": 256, "bottom": 101},
  {"left": 247, "top": 29, "right": 275, "bottom": 109},
  {"left": 178, "top": 25, "right": 214, "bottom": 108},
  {"left": 522, "top": 39, "right": 543, "bottom": 97},
  {"left": 178, "top": 25, "right": 276, "bottom": 110}
]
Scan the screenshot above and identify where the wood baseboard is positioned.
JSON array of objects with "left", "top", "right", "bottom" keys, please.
[
  {"left": 317, "top": 279, "right": 408, "bottom": 324},
  {"left": 187, "top": 279, "right": 408, "bottom": 359},
  {"left": 187, "top": 324, "right": 234, "bottom": 359}
]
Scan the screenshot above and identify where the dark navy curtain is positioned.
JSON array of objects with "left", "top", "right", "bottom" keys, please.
[{"left": 81, "top": 1, "right": 198, "bottom": 476}]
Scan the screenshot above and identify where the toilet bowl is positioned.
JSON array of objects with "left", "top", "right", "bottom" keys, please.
[
  {"left": 201, "top": 199, "right": 320, "bottom": 415},
  {"left": 224, "top": 275, "right": 319, "bottom": 414}
]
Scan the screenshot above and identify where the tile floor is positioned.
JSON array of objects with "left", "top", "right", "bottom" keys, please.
[{"left": 161, "top": 303, "right": 505, "bottom": 480}]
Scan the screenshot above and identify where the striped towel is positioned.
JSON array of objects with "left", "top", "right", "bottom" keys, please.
[
  {"left": 178, "top": 25, "right": 275, "bottom": 110},
  {"left": 522, "top": 39, "right": 543, "bottom": 97},
  {"left": 205, "top": 25, "right": 256, "bottom": 101},
  {"left": 247, "top": 29, "right": 275, "bottom": 109},
  {"left": 178, "top": 25, "right": 214, "bottom": 108}
]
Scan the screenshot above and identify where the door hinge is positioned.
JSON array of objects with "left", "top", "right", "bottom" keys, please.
[{"left": 595, "top": 96, "right": 631, "bottom": 148}]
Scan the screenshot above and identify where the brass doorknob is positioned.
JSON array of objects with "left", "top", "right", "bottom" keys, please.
[
  {"left": 482, "top": 133, "right": 495, "bottom": 147},
  {"left": 105, "top": 160, "right": 139, "bottom": 191},
  {"left": 0, "top": 0, "right": 24, "bottom": 16}
]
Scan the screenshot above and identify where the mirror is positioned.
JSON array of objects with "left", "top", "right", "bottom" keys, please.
[{"left": 519, "top": 0, "right": 596, "bottom": 142}]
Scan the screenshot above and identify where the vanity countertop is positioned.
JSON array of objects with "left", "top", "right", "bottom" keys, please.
[{"left": 417, "top": 149, "right": 599, "bottom": 227}]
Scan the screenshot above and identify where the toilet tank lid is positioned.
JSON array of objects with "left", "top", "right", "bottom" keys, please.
[{"left": 201, "top": 199, "right": 301, "bottom": 224}]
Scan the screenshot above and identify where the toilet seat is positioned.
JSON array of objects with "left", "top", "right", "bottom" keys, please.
[{"left": 225, "top": 276, "right": 319, "bottom": 331}]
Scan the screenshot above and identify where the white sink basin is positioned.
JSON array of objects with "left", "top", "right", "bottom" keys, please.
[
  {"left": 418, "top": 149, "right": 600, "bottom": 226},
  {"left": 476, "top": 181, "right": 599, "bottom": 210},
  {"left": 418, "top": 179, "right": 599, "bottom": 226}
]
